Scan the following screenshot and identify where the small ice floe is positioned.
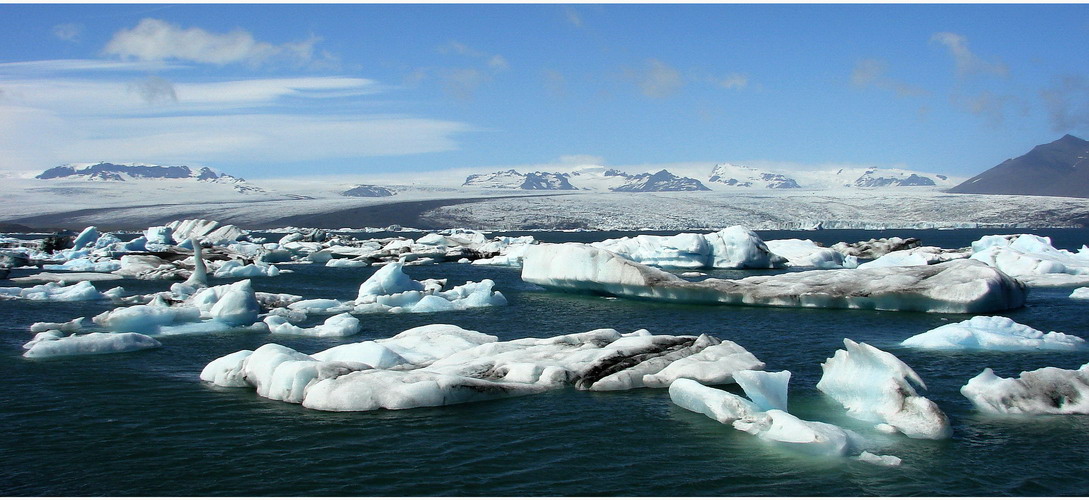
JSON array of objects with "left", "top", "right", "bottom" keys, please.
[
  {"left": 902, "top": 316, "right": 1085, "bottom": 351},
  {"left": 765, "top": 238, "right": 857, "bottom": 269},
  {"left": 23, "top": 330, "right": 161, "bottom": 358},
  {"left": 961, "top": 363, "right": 1089, "bottom": 415}
]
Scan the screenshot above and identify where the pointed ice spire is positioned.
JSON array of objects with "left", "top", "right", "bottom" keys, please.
[{"left": 184, "top": 238, "right": 208, "bottom": 287}]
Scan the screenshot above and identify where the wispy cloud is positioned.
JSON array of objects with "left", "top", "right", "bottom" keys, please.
[
  {"left": 1041, "top": 75, "right": 1089, "bottom": 132},
  {"left": 851, "top": 58, "right": 927, "bottom": 97},
  {"left": 0, "top": 60, "right": 470, "bottom": 173},
  {"left": 102, "top": 18, "right": 327, "bottom": 68},
  {"left": 951, "top": 91, "right": 1025, "bottom": 127},
  {"left": 630, "top": 59, "right": 683, "bottom": 98},
  {"left": 432, "top": 40, "right": 509, "bottom": 100},
  {"left": 129, "top": 76, "right": 177, "bottom": 105},
  {"left": 717, "top": 73, "right": 749, "bottom": 90},
  {"left": 931, "top": 32, "right": 1008, "bottom": 78},
  {"left": 52, "top": 23, "right": 83, "bottom": 42},
  {"left": 564, "top": 7, "right": 583, "bottom": 28}
]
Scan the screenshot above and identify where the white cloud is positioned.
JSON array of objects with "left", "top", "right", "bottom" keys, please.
[
  {"left": 0, "top": 64, "right": 469, "bottom": 173},
  {"left": 931, "top": 32, "right": 1008, "bottom": 78},
  {"left": 103, "top": 18, "right": 323, "bottom": 67}
]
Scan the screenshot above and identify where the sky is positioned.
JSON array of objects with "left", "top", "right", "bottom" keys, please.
[{"left": 1, "top": 3, "right": 1088, "bottom": 181}]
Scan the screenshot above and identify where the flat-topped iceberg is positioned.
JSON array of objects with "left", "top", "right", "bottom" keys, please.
[
  {"left": 23, "top": 330, "right": 161, "bottom": 358},
  {"left": 265, "top": 312, "right": 362, "bottom": 337},
  {"left": 521, "top": 243, "right": 1026, "bottom": 313},
  {"left": 817, "top": 339, "right": 951, "bottom": 439},
  {"left": 591, "top": 226, "right": 787, "bottom": 269},
  {"left": 0, "top": 281, "right": 106, "bottom": 301},
  {"left": 201, "top": 325, "right": 765, "bottom": 411},
  {"left": 961, "top": 363, "right": 1089, "bottom": 415},
  {"left": 902, "top": 316, "right": 1085, "bottom": 351}
]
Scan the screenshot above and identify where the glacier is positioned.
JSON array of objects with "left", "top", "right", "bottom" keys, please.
[
  {"left": 816, "top": 339, "right": 952, "bottom": 439},
  {"left": 961, "top": 363, "right": 1089, "bottom": 415},
  {"left": 902, "top": 316, "right": 1086, "bottom": 351},
  {"left": 521, "top": 243, "right": 1026, "bottom": 313}
]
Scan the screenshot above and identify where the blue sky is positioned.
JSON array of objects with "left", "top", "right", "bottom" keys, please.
[{"left": 1, "top": 3, "right": 1088, "bottom": 180}]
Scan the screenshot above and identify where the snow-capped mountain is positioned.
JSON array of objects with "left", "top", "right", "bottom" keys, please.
[
  {"left": 342, "top": 184, "right": 396, "bottom": 197},
  {"left": 852, "top": 168, "right": 937, "bottom": 188},
  {"left": 466, "top": 166, "right": 710, "bottom": 192},
  {"left": 611, "top": 169, "right": 710, "bottom": 192},
  {"left": 708, "top": 163, "right": 801, "bottom": 189},
  {"left": 462, "top": 170, "right": 576, "bottom": 190},
  {"left": 36, "top": 162, "right": 266, "bottom": 194}
]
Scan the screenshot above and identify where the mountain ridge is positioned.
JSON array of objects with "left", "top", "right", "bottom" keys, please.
[{"left": 950, "top": 135, "right": 1089, "bottom": 198}]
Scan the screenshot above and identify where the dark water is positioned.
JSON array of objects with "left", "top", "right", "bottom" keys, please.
[{"left": 2, "top": 229, "right": 1089, "bottom": 496}]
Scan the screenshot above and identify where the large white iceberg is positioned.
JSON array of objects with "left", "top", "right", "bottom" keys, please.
[
  {"left": 970, "top": 234, "right": 1089, "bottom": 286},
  {"left": 816, "top": 339, "right": 951, "bottom": 439},
  {"left": 961, "top": 363, "right": 1089, "bottom": 415},
  {"left": 765, "top": 239, "right": 856, "bottom": 269},
  {"left": 521, "top": 243, "right": 1026, "bottom": 313},
  {"left": 23, "top": 331, "right": 161, "bottom": 358},
  {"left": 591, "top": 226, "right": 787, "bottom": 269},
  {"left": 902, "top": 316, "right": 1085, "bottom": 351},
  {"left": 201, "top": 325, "right": 765, "bottom": 412}
]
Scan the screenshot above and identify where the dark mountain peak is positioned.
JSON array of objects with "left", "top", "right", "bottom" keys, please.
[{"left": 949, "top": 135, "right": 1089, "bottom": 198}]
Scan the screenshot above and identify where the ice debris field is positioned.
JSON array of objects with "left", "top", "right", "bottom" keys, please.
[{"left": 5, "top": 219, "right": 1089, "bottom": 468}]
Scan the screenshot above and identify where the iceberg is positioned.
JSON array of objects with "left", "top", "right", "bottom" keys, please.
[
  {"left": 902, "top": 316, "right": 1085, "bottom": 351},
  {"left": 590, "top": 226, "right": 787, "bottom": 269},
  {"left": 816, "top": 339, "right": 951, "bottom": 439},
  {"left": 970, "top": 234, "right": 1089, "bottom": 286},
  {"left": 668, "top": 378, "right": 892, "bottom": 463},
  {"left": 23, "top": 331, "right": 161, "bottom": 358},
  {"left": 961, "top": 363, "right": 1089, "bottom": 415},
  {"left": 521, "top": 243, "right": 1026, "bottom": 313},
  {"left": 213, "top": 260, "right": 280, "bottom": 278},
  {"left": 0, "top": 281, "right": 106, "bottom": 301},
  {"left": 1072, "top": 287, "right": 1089, "bottom": 300},
  {"left": 265, "top": 312, "right": 362, "bottom": 337},
  {"left": 201, "top": 325, "right": 765, "bottom": 412},
  {"left": 765, "top": 239, "right": 856, "bottom": 269}
]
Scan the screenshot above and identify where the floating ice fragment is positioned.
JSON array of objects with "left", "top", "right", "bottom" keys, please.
[
  {"left": 734, "top": 369, "right": 791, "bottom": 411},
  {"left": 902, "top": 316, "right": 1085, "bottom": 351},
  {"left": 23, "top": 331, "right": 161, "bottom": 358},
  {"left": 817, "top": 339, "right": 952, "bottom": 439},
  {"left": 961, "top": 363, "right": 1089, "bottom": 415}
]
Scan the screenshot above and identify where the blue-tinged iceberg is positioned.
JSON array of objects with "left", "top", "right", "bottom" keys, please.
[
  {"left": 817, "top": 339, "right": 951, "bottom": 440},
  {"left": 590, "top": 226, "right": 787, "bottom": 269},
  {"left": 23, "top": 331, "right": 161, "bottom": 358},
  {"left": 0, "top": 281, "right": 106, "bottom": 301},
  {"left": 902, "top": 316, "right": 1085, "bottom": 351},
  {"left": 961, "top": 363, "right": 1089, "bottom": 415},
  {"left": 521, "top": 243, "right": 1026, "bottom": 313},
  {"left": 668, "top": 377, "right": 899, "bottom": 465}
]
